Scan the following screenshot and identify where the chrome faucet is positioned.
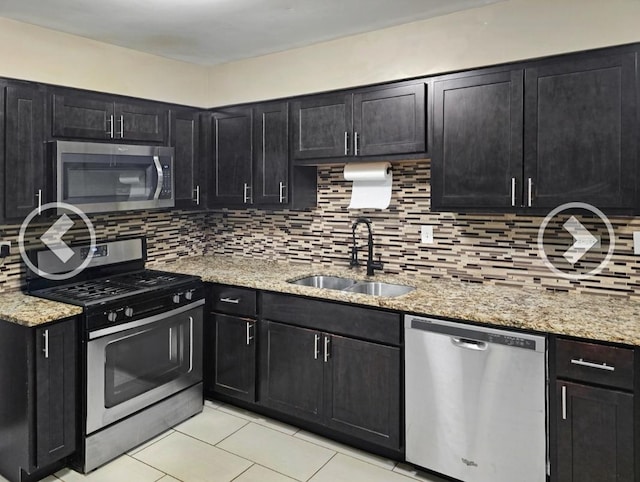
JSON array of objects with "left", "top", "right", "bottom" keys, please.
[{"left": 350, "top": 217, "right": 383, "bottom": 276}]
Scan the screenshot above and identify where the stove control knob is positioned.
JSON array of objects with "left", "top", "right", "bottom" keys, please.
[
  {"left": 107, "top": 311, "right": 117, "bottom": 323},
  {"left": 185, "top": 290, "right": 193, "bottom": 301},
  {"left": 124, "top": 307, "right": 134, "bottom": 318},
  {"left": 172, "top": 294, "right": 181, "bottom": 304}
]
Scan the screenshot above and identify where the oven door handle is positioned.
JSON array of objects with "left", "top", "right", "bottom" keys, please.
[
  {"left": 189, "top": 316, "right": 194, "bottom": 373},
  {"left": 89, "top": 299, "right": 204, "bottom": 339},
  {"left": 153, "top": 155, "right": 164, "bottom": 200}
]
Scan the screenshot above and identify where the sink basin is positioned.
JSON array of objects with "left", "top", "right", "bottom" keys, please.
[
  {"left": 289, "top": 275, "right": 357, "bottom": 290},
  {"left": 344, "top": 281, "right": 415, "bottom": 297}
]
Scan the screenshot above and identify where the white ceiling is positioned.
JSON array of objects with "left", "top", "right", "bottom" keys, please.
[{"left": 0, "top": 0, "right": 503, "bottom": 66}]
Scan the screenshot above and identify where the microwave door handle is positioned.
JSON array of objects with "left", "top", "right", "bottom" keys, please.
[{"left": 153, "top": 155, "right": 163, "bottom": 200}]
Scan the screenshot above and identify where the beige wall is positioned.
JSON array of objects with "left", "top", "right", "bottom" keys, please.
[
  {"left": 206, "top": 0, "right": 640, "bottom": 106},
  {"left": 0, "top": 17, "right": 209, "bottom": 107}
]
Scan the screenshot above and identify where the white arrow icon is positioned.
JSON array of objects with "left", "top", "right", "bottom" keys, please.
[
  {"left": 40, "top": 214, "right": 75, "bottom": 263},
  {"left": 563, "top": 216, "right": 599, "bottom": 265}
]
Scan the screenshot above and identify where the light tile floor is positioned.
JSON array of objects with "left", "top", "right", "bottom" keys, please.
[{"left": 8, "top": 400, "right": 449, "bottom": 482}]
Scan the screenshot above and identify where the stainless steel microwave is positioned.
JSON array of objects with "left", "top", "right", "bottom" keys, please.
[{"left": 51, "top": 141, "right": 174, "bottom": 214}]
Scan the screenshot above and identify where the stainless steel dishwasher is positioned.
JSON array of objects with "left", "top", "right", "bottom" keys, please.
[{"left": 404, "top": 315, "right": 547, "bottom": 482}]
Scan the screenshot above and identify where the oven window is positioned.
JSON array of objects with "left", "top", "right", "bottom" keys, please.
[{"left": 104, "top": 318, "right": 190, "bottom": 408}]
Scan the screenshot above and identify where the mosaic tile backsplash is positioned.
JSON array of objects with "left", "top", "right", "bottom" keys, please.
[{"left": 1, "top": 160, "right": 640, "bottom": 299}]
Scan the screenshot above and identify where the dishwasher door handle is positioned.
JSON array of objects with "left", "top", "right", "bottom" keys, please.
[{"left": 451, "top": 337, "right": 488, "bottom": 351}]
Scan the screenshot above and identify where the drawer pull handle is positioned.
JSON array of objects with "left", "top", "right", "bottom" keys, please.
[
  {"left": 220, "top": 297, "right": 240, "bottom": 304},
  {"left": 570, "top": 358, "right": 615, "bottom": 372}
]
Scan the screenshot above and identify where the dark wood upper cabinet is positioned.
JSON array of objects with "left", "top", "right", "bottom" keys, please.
[
  {"left": 253, "top": 102, "right": 289, "bottom": 205},
  {"left": 432, "top": 48, "right": 637, "bottom": 213},
  {"left": 171, "top": 109, "right": 203, "bottom": 209},
  {"left": 291, "top": 83, "right": 427, "bottom": 162},
  {"left": 431, "top": 70, "right": 523, "bottom": 210},
  {"left": 209, "top": 107, "right": 253, "bottom": 206},
  {"left": 353, "top": 83, "right": 425, "bottom": 157},
  {"left": 524, "top": 52, "right": 636, "bottom": 209},
  {"left": 3, "top": 82, "right": 45, "bottom": 220},
  {"left": 51, "top": 91, "right": 168, "bottom": 143},
  {"left": 291, "top": 93, "right": 352, "bottom": 160}
]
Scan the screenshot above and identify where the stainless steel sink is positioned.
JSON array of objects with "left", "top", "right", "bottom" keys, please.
[
  {"left": 344, "top": 281, "right": 415, "bottom": 297},
  {"left": 289, "top": 275, "right": 357, "bottom": 290},
  {"left": 288, "top": 276, "right": 415, "bottom": 298}
]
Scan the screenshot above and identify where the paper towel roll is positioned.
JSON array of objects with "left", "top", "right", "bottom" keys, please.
[
  {"left": 344, "top": 162, "right": 393, "bottom": 209},
  {"left": 118, "top": 172, "right": 143, "bottom": 185}
]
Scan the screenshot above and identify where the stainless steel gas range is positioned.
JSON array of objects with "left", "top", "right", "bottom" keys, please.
[{"left": 26, "top": 237, "right": 204, "bottom": 473}]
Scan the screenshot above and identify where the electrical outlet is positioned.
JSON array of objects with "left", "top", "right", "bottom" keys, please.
[
  {"left": 634, "top": 232, "right": 640, "bottom": 255},
  {"left": 0, "top": 241, "right": 10, "bottom": 258},
  {"left": 421, "top": 225, "right": 434, "bottom": 244}
]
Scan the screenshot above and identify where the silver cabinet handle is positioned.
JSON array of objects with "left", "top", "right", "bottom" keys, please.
[
  {"left": 243, "top": 183, "right": 252, "bottom": 204},
  {"left": 168, "top": 327, "right": 173, "bottom": 361},
  {"left": 570, "top": 358, "right": 615, "bottom": 371},
  {"left": 220, "top": 297, "right": 240, "bottom": 304},
  {"left": 118, "top": 114, "right": 124, "bottom": 138},
  {"left": 344, "top": 131, "right": 349, "bottom": 155},
  {"left": 354, "top": 131, "right": 359, "bottom": 156},
  {"left": 107, "top": 114, "right": 114, "bottom": 138},
  {"left": 246, "top": 322, "right": 254, "bottom": 345},
  {"left": 279, "top": 181, "right": 287, "bottom": 204},
  {"left": 36, "top": 189, "right": 42, "bottom": 215},
  {"left": 314, "top": 334, "right": 320, "bottom": 360},
  {"left": 527, "top": 177, "right": 533, "bottom": 207},
  {"left": 511, "top": 177, "right": 516, "bottom": 207},
  {"left": 43, "top": 329, "right": 49, "bottom": 359},
  {"left": 193, "top": 185, "right": 200, "bottom": 205},
  {"left": 561, "top": 385, "right": 567, "bottom": 420},
  {"left": 323, "top": 336, "right": 330, "bottom": 363}
]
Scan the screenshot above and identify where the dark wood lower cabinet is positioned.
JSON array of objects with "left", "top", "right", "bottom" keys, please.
[
  {"left": 556, "top": 381, "right": 634, "bottom": 482},
  {"left": 0, "top": 317, "right": 77, "bottom": 482},
  {"left": 324, "top": 335, "right": 400, "bottom": 448},
  {"left": 259, "top": 317, "right": 401, "bottom": 451},
  {"left": 260, "top": 321, "right": 324, "bottom": 422},
  {"left": 210, "top": 314, "right": 256, "bottom": 402}
]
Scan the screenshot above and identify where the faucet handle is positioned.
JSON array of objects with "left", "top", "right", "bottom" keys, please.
[{"left": 349, "top": 246, "right": 360, "bottom": 267}]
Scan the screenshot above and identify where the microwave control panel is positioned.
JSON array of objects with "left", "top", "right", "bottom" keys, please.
[{"left": 160, "top": 164, "right": 172, "bottom": 199}]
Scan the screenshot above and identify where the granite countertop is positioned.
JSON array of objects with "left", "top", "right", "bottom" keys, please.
[
  {"left": 0, "top": 292, "right": 83, "bottom": 327},
  {"left": 158, "top": 255, "right": 640, "bottom": 347}
]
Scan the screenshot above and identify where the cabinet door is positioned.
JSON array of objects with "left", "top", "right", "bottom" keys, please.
[
  {"left": 555, "top": 381, "right": 633, "bottom": 482},
  {"left": 5, "top": 83, "right": 45, "bottom": 219},
  {"left": 524, "top": 53, "right": 636, "bottom": 209},
  {"left": 210, "top": 107, "right": 253, "bottom": 205},
  {"left": 35, "top": 320, "right": 77, "bottom": 468},
  {"left": 291, "top": 93, "right": 352, "bottom": 160},
  {"left": 253, "top": 102, "right": 289, "bottom": 205},
  {"left": 52, "top": 92, "right": 113, "bottom": 140},
  {"left": 353, "top": 84, "right": 425, "bottom": 157},
  {"left": 259, "top": 321, "right": 323, "bottom": 422},
  {"left": 115, "top": 101, "right": 168, "bottom": 143},
  {"left": 171, "top": 109, "right": 203, "bottom": 209},
  {"left": 431, "top": 70, "right": 524, "bottom": 210},
  {"left": 324, "top": 335, "right": 400, "bottom": 450},
  {"left": 210, "top": 314, "right": 256, "bottom": 402}
]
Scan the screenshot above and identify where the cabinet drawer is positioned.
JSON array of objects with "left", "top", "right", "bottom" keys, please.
[
  {"left": 556, "top": 338, "right": 634, "bottom": 390},
  {"left": 261, "top": 292, "right": 400, "bottom": 345},
  {"left": 210, "top": 285, "right": 256, "bottom": 317}
]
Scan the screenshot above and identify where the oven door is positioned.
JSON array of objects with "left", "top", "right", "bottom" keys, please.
[{"left": 86, "top": 302, "right": 203, "bottom": 434}]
